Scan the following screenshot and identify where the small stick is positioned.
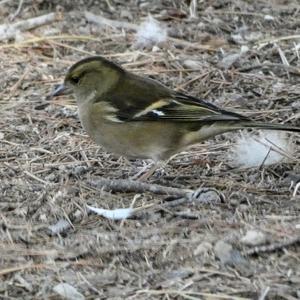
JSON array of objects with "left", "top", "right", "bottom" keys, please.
[
  {"left": 90, "top": 178, "right": 223, "bottom": 208},
  {"left": 23, "top": 170, "right": 50, "bottom": 185},
  {"left": 257, "top": 34, "right": 300, "bottom": 49},
  {"left": 243, "top": 235, "right": 300, "bottom": 256},
  {"left": 0, "top": 12, "right": 60, "bottom": 41},
  {"left": 258, "top": 287, "right": 270, "bottom": 300},
  {"left": 7, "top": 66, "right": 30, "bottom": 98},
  {"left": 293, "top": 182, "right": 300, "bottom": 197},
  {"left": 238, "top": 62, "right": 300, "bottom": 76},
  {"left": 0, "top": 0, "right": 12, "bottom": 4},
  {"left": 90, "top": 178, "right": 193, "bottom": 197},
  {"left": 84, "top": 11, "right": 138, "bottom": 31},
  {"left": 0, "top": 34, "right": 106, "bottom": 49},
  {"left": 9, "top": 0, "right": 24, "bottom": 21},
  {"left": 136, "top": 289, "right": 249, "bottom": 300}
]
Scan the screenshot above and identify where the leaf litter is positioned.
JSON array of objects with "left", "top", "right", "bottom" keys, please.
[{"left": 0, "top": 0, "right": 300, "bottom": 299}]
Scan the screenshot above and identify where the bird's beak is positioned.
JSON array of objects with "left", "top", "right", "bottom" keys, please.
[
  {"left": 48, "top": 83, "right": 73, "bottom": 100},
  {"left": 51, "top": 83, "right": 70, "bottom": 97}
]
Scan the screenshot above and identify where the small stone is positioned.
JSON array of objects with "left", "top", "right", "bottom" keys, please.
[
  {"left": 219, "top": 53, "right": 241, "bottom": 69},
  {"left": 152, "top": 45, "right": 160, "bottom": 52},
  {"left": 40, "top": 214, "right": 47, "bottom": 221},
  {"left": 264, "top": 15, "right": 274, "bottom": 21},
  {"left": 53, "top": 283, "right": 84, "bottom": 300},
  {"left": 48, "top": 219, "right": 71, "bottom": 235},
  {"left": 214, "top": 240, "right": 234, "bottom": 265},
  {"left": 71, "top": 166, "right": 88, "bottom": 176},
  {"left": 45, "top": 173, "right": 57, "bottom": 182},
  {"left": 16, "top": 125, "right": 29, "bottom": 133},
  {"left": 240, "top": 45, "right": 249, "bottom": 54},
  {"left": 190, "top": 187, "right": 224, "bottom": 204},
  {"left": 194, "top": 241, "right": 213, "bottom": 256},
  {"left": 183, "top": 59, "right": 202, "bottom": 70},
  {"left": 59, "top": 107, "right": 77, "bottom": 118},
  {"left": 240, "top": 230, "right": 267, "bottom": 246},
  {"left": 291, "top": 101, "right": 300, "bottom": 109},
  {"left": 14, "top": 274, "right": 32, "bottom": 292},
  {"left": 214, "top": 240, "right": 248, "bottom": 268},
  {"left": 73, "top": 209, "right": 83, "bottom": 218},
  {"left": 120, "top": 10, "right": 133, "bottom": 20},
  {"left": 239, "top": 204, "right": 249, "bottom": 212}
]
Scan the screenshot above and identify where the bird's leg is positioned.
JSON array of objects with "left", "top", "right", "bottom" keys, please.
[
  {"left": 138, "top": 162, "right": 161, "bottom": 181},
  {"left": 132, "top": 161, "right": 166, "bottom": 181},
  {"left": 131, "top": 161, "right": 152, "bottom": 180}
]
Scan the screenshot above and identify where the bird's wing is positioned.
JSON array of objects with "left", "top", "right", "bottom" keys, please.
[
  {"left": 114, "top": 92, "right": 250, "bottom": 123},
  {"left": 97, "top": 73, "right": 250, "bottom": 123}
]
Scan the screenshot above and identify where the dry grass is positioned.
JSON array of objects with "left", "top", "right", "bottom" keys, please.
[{"left": 0, "top": 0, "right": 300, "bottom": 299}]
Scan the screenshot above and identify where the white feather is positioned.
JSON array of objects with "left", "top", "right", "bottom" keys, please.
[
  {"left": 87, "top": 205, "right": 133, "bottom": 220},
  {"left": 228, "top": 131, "right": 294, "bottom": 168},
  {"left": 135, "top": 15, "right": 167, "bottom": 48}
]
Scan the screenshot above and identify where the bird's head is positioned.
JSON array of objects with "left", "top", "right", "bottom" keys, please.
[{"left": 51, "top": 56, "right": 124, "bottom": 104}]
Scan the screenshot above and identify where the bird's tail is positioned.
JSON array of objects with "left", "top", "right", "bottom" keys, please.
[
  {"left": 240, "top": 122, "right": 300, "bottom": 133},
  {"left": 182, "top": 120, "right": 299, "bottom": 147}
]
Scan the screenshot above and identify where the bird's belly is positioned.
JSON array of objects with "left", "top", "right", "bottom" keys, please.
[{"left": 80, "top": 114, "right": 178, "bottom": 160}]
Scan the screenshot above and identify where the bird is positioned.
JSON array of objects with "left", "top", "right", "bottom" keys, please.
[{"left": 52, "top": 56, "right": 300, "bottom": 178}]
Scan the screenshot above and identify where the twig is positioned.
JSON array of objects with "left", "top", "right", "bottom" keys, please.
[
  {"left": 78, "top": 272, "right": 102, "bottom": 296},
  {"left": 243, "top": 235, "right": 300, "bottom": 256},
  {"left": 23, "top": 170, "right": 50, "bottom": 185},
  {"left": 238, "top": 62, "right": 300, "bottom": 76},
  {"left": 6, "top": 66, "right": 30, "bottom": 98},
  {"left": 0, "top": 0, "right": 12, "bottom": 5},
  {"left": 0, "top": 12, "right": 60, "bottom": 41},
  {"left": 257, "top": 34, "right": 300, "bottom": 49},
  {"left": 189, "top": 0, "right": 198, "bottom": 19},
  {"left": 258, "top": 287, "right": 270, "bottom": 300},
  {"left": 168, "top": 36, "right": 213, "bottom": 51},
  {"left": 0, "top": 260, "right": 102, "bottom": 276},
  {"left": 49, "top": 40, "right": 96, "bottom": 56},
  {"left": 85, "top": 11, "right": 138, "bottom": 31},
  {"left": 9, "top": 0, "right": 24, "bottom": 21},
  {"left": 293, "top": 181, "right": 300, "bottom": 197},
  {"left": 168, "top": 211, "right": 204, "bottom": 219},
  {"left": 0, "top": 34, "right": 106, "bottom": 49},
  {"left": 90, "top": 178, "right": 193, "bottom": 197},
  {"left": 0, "top": 263, "right": 53, "bottom": 276},
  {"left": 136, "top": 289, "right": 249, "bottom": 300},
  {"left": 89, "top": 178, "right": 223, "bottom": 213},
  {"left": 252, "top": 135, "right": 299, "bottom": 163}
]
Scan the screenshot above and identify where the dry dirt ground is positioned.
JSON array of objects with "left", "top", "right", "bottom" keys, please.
[{"left": 1, "top": 0, "right": 300, "bottom": 299}]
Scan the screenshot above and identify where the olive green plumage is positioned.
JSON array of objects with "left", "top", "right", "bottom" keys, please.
[{"left": 53, "top": 56, "right": 300, "bottom": 161}]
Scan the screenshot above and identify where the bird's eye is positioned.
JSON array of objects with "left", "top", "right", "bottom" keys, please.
[{"left": 71, "top": 76, "right": 80, "bottom": 84}]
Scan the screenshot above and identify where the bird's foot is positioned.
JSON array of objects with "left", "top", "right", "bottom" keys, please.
[
  {"left": 188, "top": 187, "right": 225, "bottom": 204},
  {"left": 131, "top": 161, "right": 166, "bottom": 181}
]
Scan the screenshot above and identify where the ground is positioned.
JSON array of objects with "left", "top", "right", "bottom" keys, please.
[{"left": 0, "top": 0, "right": 300, "bottom": 299}]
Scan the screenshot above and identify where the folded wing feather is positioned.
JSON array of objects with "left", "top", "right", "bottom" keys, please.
[{"left": 115, "top": 92, "right": 250, "bottom": 123}]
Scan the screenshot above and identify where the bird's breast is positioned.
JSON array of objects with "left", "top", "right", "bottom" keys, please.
[{"left": 77, "top": 103, "right": 182, "bottom": 160}]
